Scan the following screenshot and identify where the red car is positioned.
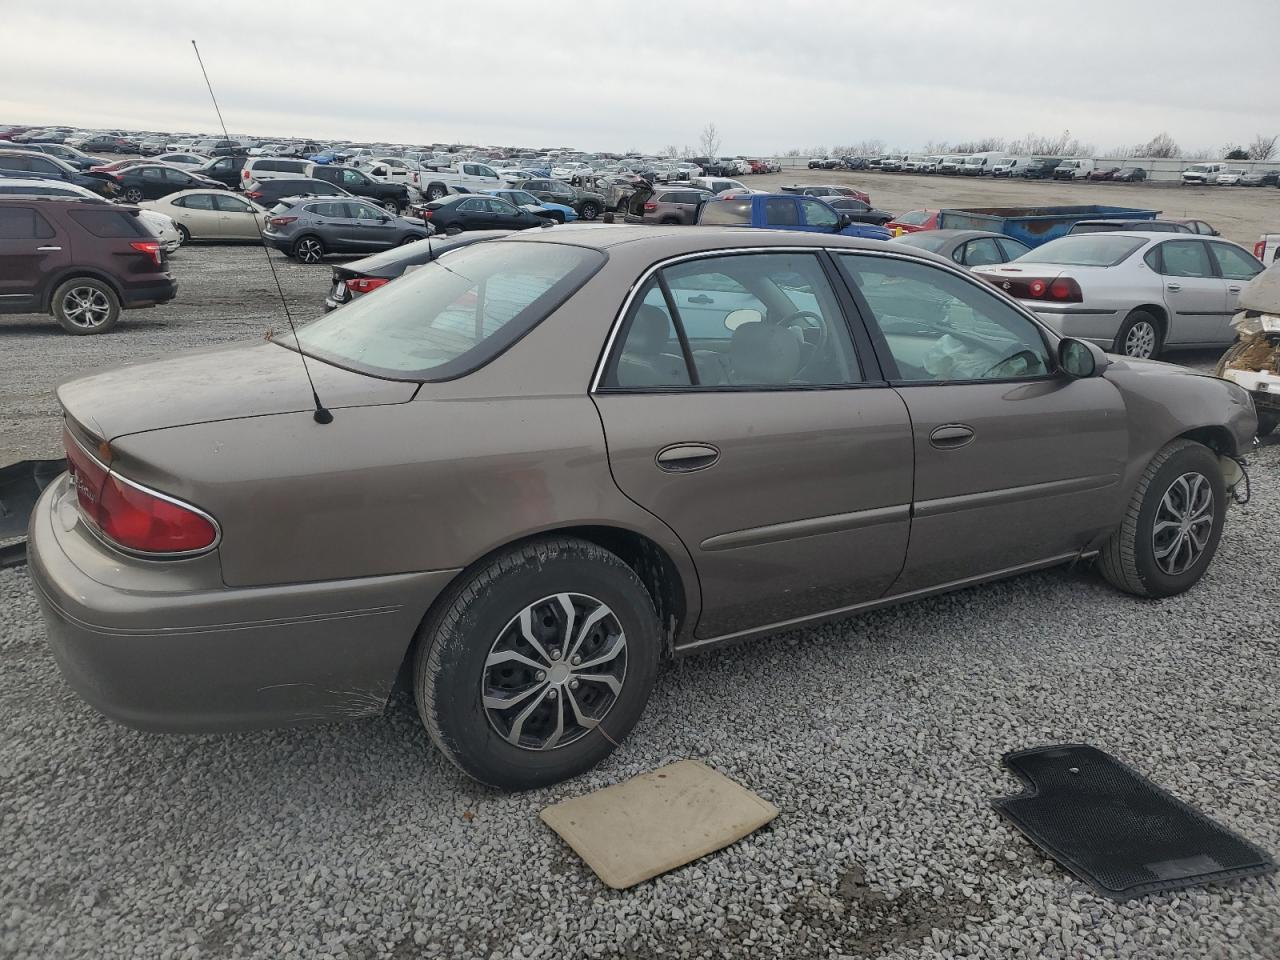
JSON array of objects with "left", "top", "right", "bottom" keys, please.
[{"left": 885, "top": 208, "right": 940, "bottom": 234}]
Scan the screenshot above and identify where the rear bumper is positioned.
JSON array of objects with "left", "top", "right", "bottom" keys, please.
[
  {"left": 121, "top": 279, "right": 177, "bottom": 308},
  {"left": 1026, "top": 304, "right": 1124, "bottom": 348},
  {"left": 28, "top": 476, "right": 457, "bottom": 732}
]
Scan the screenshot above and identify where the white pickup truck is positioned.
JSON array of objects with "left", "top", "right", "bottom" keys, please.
[
  {"left": 413, "top": 161, "right": 511, "bottom": 200},
  {"left": 1255, "top": 234, "right": 1280, "bottom": 266}
]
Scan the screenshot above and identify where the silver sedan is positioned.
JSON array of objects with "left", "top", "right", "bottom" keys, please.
[{"left": 974, "top": 232, "right": 1265, "bottom": 359}]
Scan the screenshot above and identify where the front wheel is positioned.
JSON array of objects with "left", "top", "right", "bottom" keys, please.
[
  {"left": 291, "top": 235, "right": 325, "bottom": 263},
  {"left": 1098, "top": 440, "right": 1226, "bottom": 598},
  {"left": 578, "top": 202, "right": 600, "bottom": 221},
  {"left": 175, "top": 223, "right": 191, "bottom": 244},
  {"left": 122, "top": 186, "right": 144, "bottom": 203},
  {"left": 414, "top": 537, "right": 661, "bottom": 789}
]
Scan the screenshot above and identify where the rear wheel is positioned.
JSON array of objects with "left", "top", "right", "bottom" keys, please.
[
  {"left": 1098, "top": 440, "right": 1225, "bottom": 598},
  {"left": 426, "top": 184, "right": 448, "bottom": 201},
  {"left": 1114, "top": 310, "right": 1163, "bottom": 360},
  {"left": 51, "top": 278, "right": 120, "bottom": 335},
  {"left": 292, "top": 235, "right": 325, "bottom": 263},
  {"left": 414, "top": 537, "right": 661, "bottom": 789},
  {"left": 1256, "top": 410, "right": 1279, "bottom": 438}
]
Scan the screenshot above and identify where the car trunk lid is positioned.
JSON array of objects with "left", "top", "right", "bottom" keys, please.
[{"left": 57, "top": 341, "right": 417, "bottom": 443}]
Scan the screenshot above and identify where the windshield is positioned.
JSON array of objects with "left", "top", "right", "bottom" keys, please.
[
  {"left": 288, "top": 241, "right": 604, "bottom": 380},
  {"left": 1018, "top": 235, "right": 1145, "bottom": 267}
]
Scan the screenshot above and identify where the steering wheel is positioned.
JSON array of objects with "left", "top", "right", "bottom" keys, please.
[
  {"left": 980, "top": 349, "right": 1042, "bottom": 379},
  {"left": 774, "top": 310, "right": 828, "bottom": 376}
]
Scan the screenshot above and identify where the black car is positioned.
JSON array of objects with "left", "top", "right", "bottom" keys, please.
[
  {"left": 825, "top": 196, "right": 893, "bottom": 226},
  {"left": 1113, "top": 167, "right": 1147, "bottom": 183},
  {"left": 109, "top": 165, "right": 229, "bottom": 202},
  {"left": 195, "top": 154, "right": 249, "bottom": 189},
  {"left": 324, "top": 230, "right": 511, "bottom": 310},
  {"left": 79, "top": 136, "right": 138, "bottom": 154},
  {"left": 0, "top": 141, "right": 105, "bottom": 171},
  {"left": 243, "top": 177, "right": 352, "bottom": 207},
  {"left": 1019, "top": 158, "right": 1064, "bottom": 179},
  {"left": 513, "top": 179, "right": 605, "bottom": 220},
  {"left": 0, "top": 149, "right": 117, "bottom": 197},
  {"left": 417, "top": 194, "right": 550, "bottom": 233},
  {"left": 309, "top": 165, "right": 410, "bottom": 213}
]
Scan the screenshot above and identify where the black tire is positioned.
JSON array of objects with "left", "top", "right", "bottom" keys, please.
[
  {"left": 291, "top": 235, "right": 325, "bottom": 263},
  {"left": 175, "top": 223, "right": 191, "bottom": 244},
  {"left": 549, "top": 211, "right": 566, "bottom": 224},
  {"left": 1256, "top": 411, "right": 1279, "bottom": 438},
  {"left": 579, "top": 202, "right": 600, "bottom": 221},
  {"left": 50, "top": 277, "right": 120, "bottom": 335},
  {"left": 121, "top": 186, "right": 143, "bottom": 203},
  {"left": 1114, "top": 310, "right": 1164, "bottom": 360},
  {"left": 382, "top": 197, "right": 403, "bottom": 213},
  {"left": 399, "top": 234, "right": 422, "bottom": 246},
  {"left": 1098, "top": 440, "right": 1226, "bottom": 598},
  {"left": 414, "top": 536, "right": 661, "bottom": 789},
  {"left": 426, "top": 184, "right": 448, "bottom": 201}
]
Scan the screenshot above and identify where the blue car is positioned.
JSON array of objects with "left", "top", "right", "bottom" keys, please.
[
  {"left": 697, "top": 192, "right": 891, "bottom": 240},
  {"left": 486, "top": 188, "right": 578, "bottom": 223}
]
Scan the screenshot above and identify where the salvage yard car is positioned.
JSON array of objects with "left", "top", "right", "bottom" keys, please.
[
  {"left": 262, "top": 197, "right": 429, "bottom": 262},
  {"left": 974, "top": 232, "right": 1265, "bottom": 359},
  {"left": 28, "top": 228, "right": 1257, "bottom": 789}
]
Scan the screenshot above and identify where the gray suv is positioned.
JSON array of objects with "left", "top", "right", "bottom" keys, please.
[{"left": 261, "top": 197, "right": 429, "bottom": 262}]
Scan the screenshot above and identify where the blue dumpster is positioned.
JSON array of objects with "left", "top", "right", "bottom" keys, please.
[{"left": 937, "top": 205, "right": 1161, "bottom": 247}]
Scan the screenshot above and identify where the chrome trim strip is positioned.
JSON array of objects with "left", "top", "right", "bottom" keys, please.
[
  {"left": 913, "top": 474, "right": 1119, "bottom": 519},
  {"left": 64, "top": 429, "right": 223, "bottom": 560},
  {"left": 700, "top": 503, "right": 909, "bottom": 552}
]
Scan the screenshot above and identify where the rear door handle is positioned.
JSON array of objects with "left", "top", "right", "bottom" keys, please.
[
  {"left": 36, "top": 246, "right": 62, "bottom": 251},
  {"left": 1166, "top": 283, "right": 1182, "bottom": 292},
  {"left": 655, "top": 443, "right": 720, "bottom": 472},
  {"left": 1228, "top": 286, "right": 1242, "bottom": 293},
  {"left": 929, "top": 424, "right": 975, "bottom": 449}
]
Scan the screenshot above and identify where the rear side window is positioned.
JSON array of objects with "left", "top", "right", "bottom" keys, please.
[
  {"left": 68, "top": 209, "right": 147, "bottom": 238},
  {"left": 292, "top": 242, "right": 605, "bottom": 380},
  {"left": 698, "top": 198, "right": 751, "bottom": 225},
  {"left": 765, "top": 198, "right": 799, "bottom": 226},
  {"left": 0, "top": 207, "right": 56, "bottom": 239}
]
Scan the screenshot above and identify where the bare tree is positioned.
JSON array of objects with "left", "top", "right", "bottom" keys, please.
[
  {"left": 1130, "top": 132, "right": 1179, "bottom": 158},
  {"left": 1248, "top": 133, "right": 1278, "bottom": 160},
  {"left": 699, "top": 122, "right": 721, "bottom": 159},
  {"left": 661, "top": 144, "right": 681, "bottom": 158},
  {"left": 951, "top": 137, "right": 1007, "bottom": 154},
  {"left": 1007, "top": 130, "right": 1096, "bottom": 157}
]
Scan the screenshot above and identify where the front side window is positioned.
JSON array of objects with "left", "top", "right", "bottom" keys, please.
[
  {"left": 291, "top": 242, "right": 604, "bottom": 380},
  {"left": 457, "top": 198, "right": 485, "bottom": 212},
  {"left": 603, "top": 252, "right": 862, "bottom": 389},
  {"left": 214, "top": 194, "right": 254, "bottom": 213},
  {"left": 353, "top": 204, "right": 385, "bottom": 221},
  {"left": 799, "top": 199, "right": 838, "bottom": 229},
  {"left": 839, "top": 254, "right": 1051, "bottom": 382},
  {"left": 960, "top": 237, "right": 1003, "bottom": 267},
  {"left": 1158, "top": 240, "right": 1214, "bottom": 278},
  {"left": 699, "top": 198, "right": 751, "bottom": 225},
  {"left": 1209, "top": 243, "right": 1263, "bottom": 281}
]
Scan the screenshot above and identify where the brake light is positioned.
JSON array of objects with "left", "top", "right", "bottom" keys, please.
[
  {"left": 129, "top": 240, "right": 162, "bottom": 266},
  {"left": 1256, "top": 241, "right": 1266, "bottom": 259},
  {"left": 1048, "top": 278, "right": 1082, "bottom": 301},
  {"left": 347, "top": 277, "right": 389, "bottom": 294},
  {"left": 643, "top": 202, "right": 657, "bottom": 211},
  {"left": 268, "top": 216, "right": 296, "bottom": 227},
  {"left": 62, "top": 428, "right": 217, "bottom": 555},
  {"left": 245, "top": 190, "right": 263, "bottom": 200},
  {"left": 1014, "top": 276, "right": 1083, "bottom": 303},
  {"left": 422, "top": 209, "right": 433, "bottom": 219}
]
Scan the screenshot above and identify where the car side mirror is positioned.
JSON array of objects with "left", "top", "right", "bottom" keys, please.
[
  {"left": 1059, "top": 337, "right": 1109, "bottom": 378},
  {"left": 838, "top": 213, "right": 854, "bottom": 228}
]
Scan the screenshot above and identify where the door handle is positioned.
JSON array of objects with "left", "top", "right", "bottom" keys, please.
[
  {"left": 1227, "top": 286, "right": 1242, "bottom": 293},
  {"left": 687, "top": 294, "right": 713, "bottom": 305},
  {"left": 36, "top": 246, "right": 62, "bottom": 251},
  {"left": 1165, "top": 283, "right": 1181, "bottom": 292},
  {"left": 655, "top": 443, "right": 720, "bottom": 472},
  {"left": 929, "top": 424, "right": 975, "bottom": 449}
]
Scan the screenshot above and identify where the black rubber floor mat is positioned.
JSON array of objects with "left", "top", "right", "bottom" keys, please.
[{"left": 993, "top": 744, "right": 1275, "bottom": 899}]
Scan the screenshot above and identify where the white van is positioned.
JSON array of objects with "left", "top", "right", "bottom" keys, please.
[
  {"left": 991, "top": 157, "right": 1031, "bottom": 178},
  {"left": 960, "top": 152, "right": 1006, "bottom": 176},
  {"left": 1053, "top": 159, "right": 1096, "bottom": 181},
  {"left": 1182, "top": 162, "right": 1229, "bottom": 185}
]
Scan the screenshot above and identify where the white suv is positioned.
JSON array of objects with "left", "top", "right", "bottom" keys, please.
[{"left": 241, "top": 157, "right": 311, "bottom": 191}]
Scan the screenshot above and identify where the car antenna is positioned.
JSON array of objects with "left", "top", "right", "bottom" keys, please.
[{"left": 190, "top": 39, "right": 333, "bottom": 424}]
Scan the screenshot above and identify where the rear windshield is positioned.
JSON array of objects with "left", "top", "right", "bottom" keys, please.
[
  {"left": 289, "top": 241, "right": 605, "bottom": 380},
  {"left": 893, "top": 232, "right": 949, "bottom": 253},
  {"left": 698, "top": 198, "right": 751, "bottom": 224},
  {"left": 1018, "top": 235, "right": 1145, "bottom": 267},
  {"left": 69, "top": 209, "right": 148, "bottom": 238}
]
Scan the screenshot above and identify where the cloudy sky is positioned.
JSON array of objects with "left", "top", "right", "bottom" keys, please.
[{"left": 4, "top": 1, "right": 1277, "bottom": 155}]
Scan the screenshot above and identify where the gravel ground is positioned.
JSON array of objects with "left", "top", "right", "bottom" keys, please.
[{"left": 1, "top": 223, "right": 1278, "bottom": 958}]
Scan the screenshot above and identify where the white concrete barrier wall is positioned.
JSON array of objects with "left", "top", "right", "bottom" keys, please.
[{"left": 760, "top": 157, "right": 1279, "bottom": 183}]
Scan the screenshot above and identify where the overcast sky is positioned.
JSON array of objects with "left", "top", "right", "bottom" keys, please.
[{"left": 4, "top": 1, "right": 1277, "bottom": 155}]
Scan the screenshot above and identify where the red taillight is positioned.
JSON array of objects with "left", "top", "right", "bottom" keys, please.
[
  {"left": 1256, "top": 241, "right": 1266, "bottom": 259},
  {"left": 245, "top": 190, "right": 263, "bottom": 200},
  {"left": 423, "top": 209, "right": 433, "bottom": 219},
  {"left": 129, "top": 240, "right": 162, "bottom": 266},
  {"left": 1029, "top": 279, "right": 1047, "bottom": 297},
  {"left": 1048, "top": 278, "right": 1082, "bottom": 301},
  {"left": 347, "top": 277, "right": 389, "bottom": 294},
  {"left": 643, "top": 201, "right": 657, "bottom": 211},
  {"left": 268, "top": 216, "right": 296, "bottom": 227},
  {"left": 62, "top": 428, "right": 217, "bottom": 555},
  {"left": 1016, "top": 277, "right": 1083, "bottom": 303}
]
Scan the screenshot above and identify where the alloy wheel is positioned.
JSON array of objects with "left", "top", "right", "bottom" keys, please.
[
  {"left": 123, "top": 187, "right": 143, "bottom": 202},
  {"left": 1152, "top": 472, "right": 1214, "bottom": 575},
  {"left": 1123, "top": 320, "right": 1156, "bottom": 358},
  {"left": 481, "top": 593, "right": 627, "bottom": 751},
  {"left": 382, "top": 199, "right": 399, "bottom": 212},
  {"left": 61, "top": 286, "right": 112, "bottom": 330},
  {"left": 296, "top": 238, "right": 323, "bottom": 263}
]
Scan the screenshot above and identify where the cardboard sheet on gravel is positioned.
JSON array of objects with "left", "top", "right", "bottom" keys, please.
[{"left": 540, "top": 759, "right": 779, "bottom": 889}]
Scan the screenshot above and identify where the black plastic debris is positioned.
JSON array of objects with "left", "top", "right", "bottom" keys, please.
[
  {"left": 993, "top": 744, "right": 1275, "bottom": 900},
  {"left": 0, "top": 458, "right": 66, "bottom": 566}
]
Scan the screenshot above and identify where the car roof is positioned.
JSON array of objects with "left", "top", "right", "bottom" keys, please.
[
  {"left": 501, "top": 223, "right": 899, "bottom": 254},
  {"left": 900, "top": 229, "right": 1012, "bottom": 242}
]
